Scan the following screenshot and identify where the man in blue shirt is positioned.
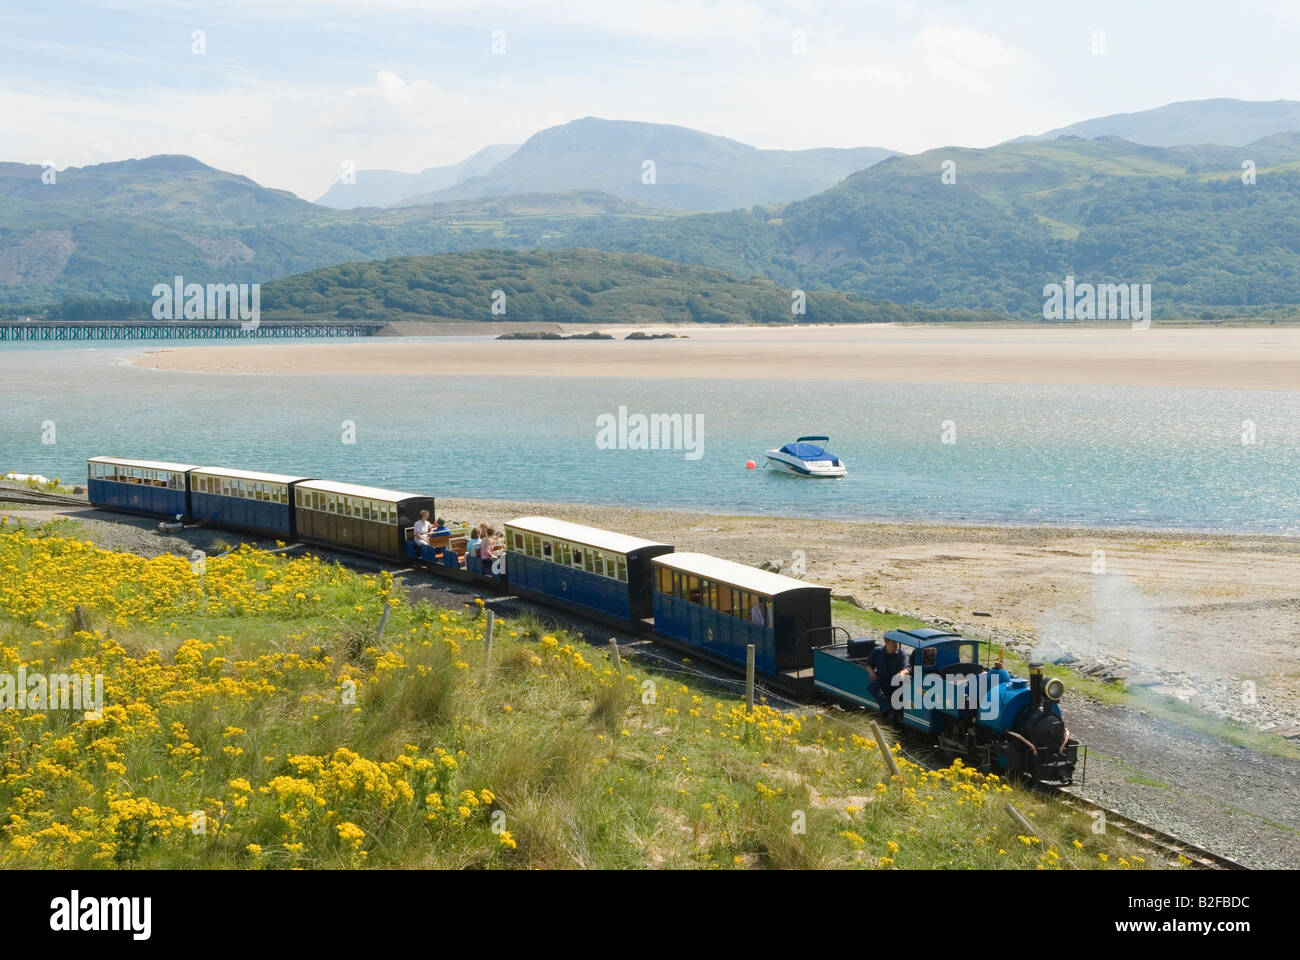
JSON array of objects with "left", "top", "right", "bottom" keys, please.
[{"left": 865, "top": 636, "right": 911, "bottom": 717}]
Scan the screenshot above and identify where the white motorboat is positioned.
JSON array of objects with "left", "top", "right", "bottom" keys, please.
[{"left": 763, "top": 436, "right": 847, "bottom": 477}]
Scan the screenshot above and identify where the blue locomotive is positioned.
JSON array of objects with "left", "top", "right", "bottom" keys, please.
[
  {"left": 85, "top": 455, "right": 1079, "bottom": 783},
  {"left": 815, "top": 628, "right": 1078, "bottom": 782}
]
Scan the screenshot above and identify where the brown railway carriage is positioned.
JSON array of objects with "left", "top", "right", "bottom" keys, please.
[{"left": 292, "top": 479, "right": 435, "bottom": 559}]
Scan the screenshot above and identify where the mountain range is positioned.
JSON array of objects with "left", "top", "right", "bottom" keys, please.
[
  {"left": 387, "top": 117, "right": 897, "bottom": 212},
  {"left": 315, "top": 144, "right": 519, "bottom": 210},
  {"left": 1013, "top": 98, "right": 1300, "bottom": 147},
  {"left": 4, "top": 99, "right": 1300, "bottom": 319}
]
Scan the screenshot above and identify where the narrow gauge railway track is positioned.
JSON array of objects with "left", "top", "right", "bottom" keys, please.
[
  {"left": 6, "top": 485, "right": 1249, "bottom": 869},
  {"left": 1044, "top": 788, "right": 1248, "bottom": 871},
  {"left": 888, "top": 736, "right": 1247, "bottom": 870},
  {"left": 0, "top": 488, "right": 92, "bottom": 509}
]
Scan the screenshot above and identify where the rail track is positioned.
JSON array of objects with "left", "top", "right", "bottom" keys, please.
[
  {"left": 1045, "top": 787, "right": 1248, "bottom": 870},
  {"left": 886, "top": 735, "right": 1247, "bottom": 869},
  {"left": 0, "top": 487, "right": 92, "bottom": 509},
  {"left": 3, "top": 482, "right": 1251, "bottom": 869}
]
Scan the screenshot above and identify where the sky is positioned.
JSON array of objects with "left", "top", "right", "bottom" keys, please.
[{"left": 2, "top": 0, "right": 1299, "bottom": 201}]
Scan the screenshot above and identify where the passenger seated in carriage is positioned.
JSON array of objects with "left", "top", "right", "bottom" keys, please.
[
  {"left": 480, "top": 525, "right": 503, "bottom": 563},
  {"left": 432, "top": 517, "right": 450, "bottom": 536},
  {"left": 465, "top": 526, "right": 482, "bottom": 567},
  {"left": 414, "top": 510, "right": 434, "bottom": 545}
]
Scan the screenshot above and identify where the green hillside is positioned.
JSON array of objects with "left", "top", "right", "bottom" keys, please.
[
  {"left": 256, "top": 249, "right": 982, "bottom": 325},
  {"left": 5, "top": 127, "right": 1300, "bottom": 319},
  {"left": 565, "top": 134, "right": 1300, "bottom": 317}
]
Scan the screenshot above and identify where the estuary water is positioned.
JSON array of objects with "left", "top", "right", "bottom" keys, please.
[{"left": 1, "top": 340, "right": 1297, "bottom": 534}]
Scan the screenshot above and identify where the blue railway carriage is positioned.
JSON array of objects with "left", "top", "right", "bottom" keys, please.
[
  {"left": 190, "top": 467, "right": 312, "bottom": 538},
  {"left": 504, "top": 516, "right": 673, "bottom": 623},
  {"left": 293, "top": 480, "right": 434, "bottom": 559},
  {"left": 650, "top": 553, "right": 832, "bottom": 690},
  {"left": 86, "top": 456, "right": 195, "bottom": 519}
]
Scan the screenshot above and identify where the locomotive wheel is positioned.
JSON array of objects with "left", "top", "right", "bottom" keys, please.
[{"left": 997, "top": 740, "right": 1028, "bottom": 780}]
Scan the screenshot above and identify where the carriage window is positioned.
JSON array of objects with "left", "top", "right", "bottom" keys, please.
[
  {"left": 542, "top": 539, "right": 553, "bottom": 558},
  {"left": 362, "top": 502, "right": 371, "bottom": 520},
  {"left": 921, "top": 647, "right": 937, "bottom": 668},
  {"left": 687, "top": 576, "right": 701, "bottom": 604},
  {"left": 328, "top": 496, "right": 337, "bottom": 513},
  {"left": 717, "top": 583, "right": 733, "bottom": 615},
  {"left": 956, "top": 643, "right": 976, "bottom": 665},
  {"left": 583, "top": 550, "right": 594, "bottom": 574},
  {"left": 512, "top": 532, "right": 522, "bottom": 550},
  {"left": 616, "top": 557, "right": 627, "bottom": 582}
]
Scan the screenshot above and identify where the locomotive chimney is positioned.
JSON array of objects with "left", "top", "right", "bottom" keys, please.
[{"left": 1028, "top": 662, "right": 1044, "bottom": 709}]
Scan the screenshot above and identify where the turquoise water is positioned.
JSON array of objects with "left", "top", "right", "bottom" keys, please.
[{"left": 2, "top": 341, "right": 1297, "bottom": 534}]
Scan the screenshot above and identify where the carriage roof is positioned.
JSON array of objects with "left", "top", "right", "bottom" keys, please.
[
  {"left": 652, "top": 552, "right": 829, "bottom": 597},
  {"left": 192, "top": 466, "right": 312, "bottom": 485},
  {"left": 294, "top": 479, "right": 431, "bottom": 503},
  {"left": 87, "top": 456, "right": 197, "bottom": 473},
  {"left": 506, "top": 516, "right": 669, "bottom": 555}
]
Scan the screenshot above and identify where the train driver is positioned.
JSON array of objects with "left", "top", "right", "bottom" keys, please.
[{"left": 865, "top": 637, "right": 911, "bottom": 714}]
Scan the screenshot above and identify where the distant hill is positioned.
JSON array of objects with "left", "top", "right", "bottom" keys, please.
[
  {"left": 0, "top": 155, "right": 313, "bottom": 219},
  {"left": 1013, "top": 98, "right": 1300, "bottom": 147},
  {"left": 560, "top": 132, "right": 1300, "bottom": 316},
  {"left": 7, "top": 112, "right": 1300, "bottom": 320},
  {"left": 256, "top": 249, "right": 979, "bottom": 325},
  {"left": 0, "top": 149, "right": 679, "bottom": 303},
  {"left": 315, "top": 144, "right": 519, "bottom": 209},
  {"left": 396, "top": 117, "right": 897, "bottom": 211}
]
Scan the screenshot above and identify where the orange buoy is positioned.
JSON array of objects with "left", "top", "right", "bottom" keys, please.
[{"left": 746, "top": 460, "right": 756, "bottom": 469}]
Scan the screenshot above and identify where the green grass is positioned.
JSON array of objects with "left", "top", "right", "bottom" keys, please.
[
  {"left": 830, "top": 600, "right": 927, "bottom": 634},
  {"left": 0, "top": 525, "right": 1179, "bottom": 870}
]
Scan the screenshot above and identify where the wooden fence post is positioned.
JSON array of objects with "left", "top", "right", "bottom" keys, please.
[
  {"left": 745, "top": 644, "right": 755, "bottom": 714},
  {"left": 870, "top": 720, "right": 901, "bottom": 779}
]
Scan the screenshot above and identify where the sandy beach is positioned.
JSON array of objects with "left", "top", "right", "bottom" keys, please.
[
  {"left": 434, "top": 496, "right": 1300, "bottom": 731},
  {"left": 133, "top": 324, "right": 1300, "bottom": 391}
]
